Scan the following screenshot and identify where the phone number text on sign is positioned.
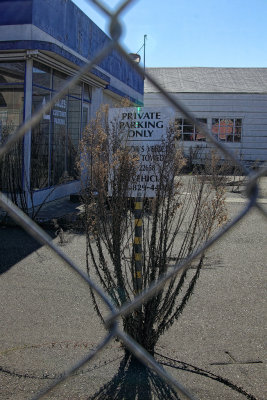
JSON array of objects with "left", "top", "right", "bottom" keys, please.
[{"left": 127, "top": 143, "right": 165, "bottom": 196}]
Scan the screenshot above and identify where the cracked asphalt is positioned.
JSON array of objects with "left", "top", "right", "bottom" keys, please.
[{"left": 0, "top": 178, "right": 266, "bottom": 400}]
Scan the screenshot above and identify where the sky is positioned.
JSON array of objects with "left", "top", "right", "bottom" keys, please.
[{"left": 72, "top": 0, "right": 267, "bottom": 68}]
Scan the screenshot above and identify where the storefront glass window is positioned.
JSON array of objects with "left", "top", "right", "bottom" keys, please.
[
  {"left": 31, "top": 61, "right": 91, "bottom": 188},
  {"left": 0, "top": 62, "right": 25, "bottom": 191},
  {"left": 51, "top": 97, "right": 68, "bottom": 185},
  {"left": 31, "top": 86, "right": 51, "bottom": 189},
  {"left": 68, "top": 96, "right": 81, "bottom": 179},
  {"left": 69, "top": 82, "right": 82, "bottom": 98},
  {"left": 33, "top": 62, "right": 51, "bottom": 88},
  {"left": 53, "top": 70, "right": 68, "bottom": 92},
  {"left": 0, "top": 62, "right": 25, "bottom": 83},
  {"left": 83, "top": 83, "right": 91, "bottom": 102}
]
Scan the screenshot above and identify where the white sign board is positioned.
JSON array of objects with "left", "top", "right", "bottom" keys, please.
[{"left": 109, "top": 107, "right": 175, "bottom": 197}]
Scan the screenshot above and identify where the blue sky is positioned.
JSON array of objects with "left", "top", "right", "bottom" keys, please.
[{"left": 72, "top": 0, "right": 267, "bottom": 68}]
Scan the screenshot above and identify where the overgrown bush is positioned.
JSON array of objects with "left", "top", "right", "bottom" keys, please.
[
  {"left": 78, "top": 105, "right": 228, "bottom": 398},
  {"left": 79, "top": 106, "right": 227, "bottom": 352}
]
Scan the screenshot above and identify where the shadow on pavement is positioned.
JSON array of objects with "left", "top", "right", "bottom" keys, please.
[{"left": 0, "top": 226, "right": 55, "bottom": 274}]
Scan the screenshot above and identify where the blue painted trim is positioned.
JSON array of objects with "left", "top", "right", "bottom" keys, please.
[
  {"left": 33, "top": 84, "right": 85, "bottom": 102},
  {"left": 0, "top": 0, "right": 144, "bottom": 95},
  {"left": 0, "top": 40, "right": 111, "bottom": 83},
  {"left": 0, "top": 82, "right": 24, "bottom": 86},
  {"left": 32, "top": 83, "right": 53, "bottom": 92},
  {"left": 0, "top": 41, "right": 142, "bottom": 104},
  {"left": 68, "top": 94, "right": 83, "bottom": 101},
  {"left": 33, "top": 86, "right": 84, "bottom": 108},
  {"left": 105, "top": 84, "right": 143, "bottom": 106}
]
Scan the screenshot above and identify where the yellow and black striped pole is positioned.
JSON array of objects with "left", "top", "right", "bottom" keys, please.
[
  {"left": 133, "top": 106, "right": 143, "bottom": 294},
  {"left": 134, "top": 197, "right": 143, "bottom": 294}
]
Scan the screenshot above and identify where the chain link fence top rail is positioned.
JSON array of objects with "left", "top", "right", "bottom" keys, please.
[{"left": 0, "top": 1, "right": 266, "bottom": 399}]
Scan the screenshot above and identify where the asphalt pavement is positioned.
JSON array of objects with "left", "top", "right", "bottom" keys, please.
[{"left": 0, "top": 177, "right": 266, "bottom": 400}]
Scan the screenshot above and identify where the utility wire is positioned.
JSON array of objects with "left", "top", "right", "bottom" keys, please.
[{"left": 136, "top": 43, "right": 144, "bottom": 54}]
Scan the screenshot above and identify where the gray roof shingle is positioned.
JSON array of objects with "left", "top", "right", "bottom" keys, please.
[{"left": 144, "top": 67, "right": 267, "bottom": 94}]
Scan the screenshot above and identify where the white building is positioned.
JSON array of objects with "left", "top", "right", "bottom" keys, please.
[
  {"left": 0, "top": 0, "right": 143, "bottom": 207},
  {"left": 144, "top": 67, "right": 267, "bottom": 166}
]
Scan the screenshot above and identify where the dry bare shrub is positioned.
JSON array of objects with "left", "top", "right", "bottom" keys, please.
[
  {"left": 77, "top": 106, "right": 234, "bottom": 399},
  {"left": 78, "top": 106, "right": 228, "bottom": 359}
]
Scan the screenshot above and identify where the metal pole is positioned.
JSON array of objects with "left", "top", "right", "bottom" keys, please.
[
  {"left": 143, "top": 34, "right": 147, "bottom": 79},
  {"left": 134, "top": 196, "right": 143, "bottom": 294}
]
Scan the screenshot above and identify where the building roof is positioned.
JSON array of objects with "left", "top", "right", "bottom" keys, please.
[
  {"left": 0, "top": 0, "right": 144, "bottom": 99},
  {"left": 144, "top": 67, "right": 267, "bottom": 94}
]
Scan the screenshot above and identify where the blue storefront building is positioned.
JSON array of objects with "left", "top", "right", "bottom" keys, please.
[{"left": 0, "top": 0, "right": 143, "bottom": 206}]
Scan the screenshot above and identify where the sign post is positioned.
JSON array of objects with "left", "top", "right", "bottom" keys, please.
[{"left": 134, "top": 196, "right": 143, "bottom": 294}]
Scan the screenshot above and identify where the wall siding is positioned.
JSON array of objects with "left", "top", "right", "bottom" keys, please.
[{"left": 144, "top": 92, "right": 267, "bottom": 163}]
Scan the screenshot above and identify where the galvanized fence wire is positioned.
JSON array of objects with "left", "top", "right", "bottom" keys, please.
[{"left": 0, "top": 0, "right": 266, "bottom": 399}]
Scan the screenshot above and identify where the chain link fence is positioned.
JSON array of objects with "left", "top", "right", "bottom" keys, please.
[{"left": 0, "top": 1, "right": 266, "bottom": 399}]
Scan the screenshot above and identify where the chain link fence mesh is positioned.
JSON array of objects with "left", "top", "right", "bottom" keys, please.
[{"left": 0, "top": 1, "right": 266, "bottom": 399}]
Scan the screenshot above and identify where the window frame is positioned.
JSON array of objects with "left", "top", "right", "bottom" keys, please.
[
  {"left": 211, "top": 118, "right": 242, "bottom": 143},
  {"left": 31, "top": 60, "right": 92, "bottom": 189},
  {"left": 175, "top": 117, "right": 208, "bottom": 142}
]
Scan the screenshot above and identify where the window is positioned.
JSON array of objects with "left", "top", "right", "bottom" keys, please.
[
  {"left": 0, "top": 62, "right": 25, "bottom": 84},
  {"left": 176, "top": 118, "right": 207, "bottom": 141},
  {"left": 53, "top": 70, "right": 68, "bottom": 92},
  {"left": 50, "top": 96, "right": 68, "bottom": 186},
  {"left": 31, "top": 61, "right": 90, "bottom": 189},
  {"left": 83, "top": 83, "right": 91, "bottom": 102},
  {"left": 67, "top": 96, "right": 81, "bottom": 179},
  {"left": 0, "top": 62, "right": 25, "bottom": 191},
  {"left": 33, "top": 62, "right": 51, "bottom": 88},
  {"left": 31, "top": 87, "right": 51, "bottom": 189},
  {"left": 212, "top": 118, "right": 242, "bottom": 142},
  {"left": 0, "top": 62, "right": 25, "bottom": 133}
]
